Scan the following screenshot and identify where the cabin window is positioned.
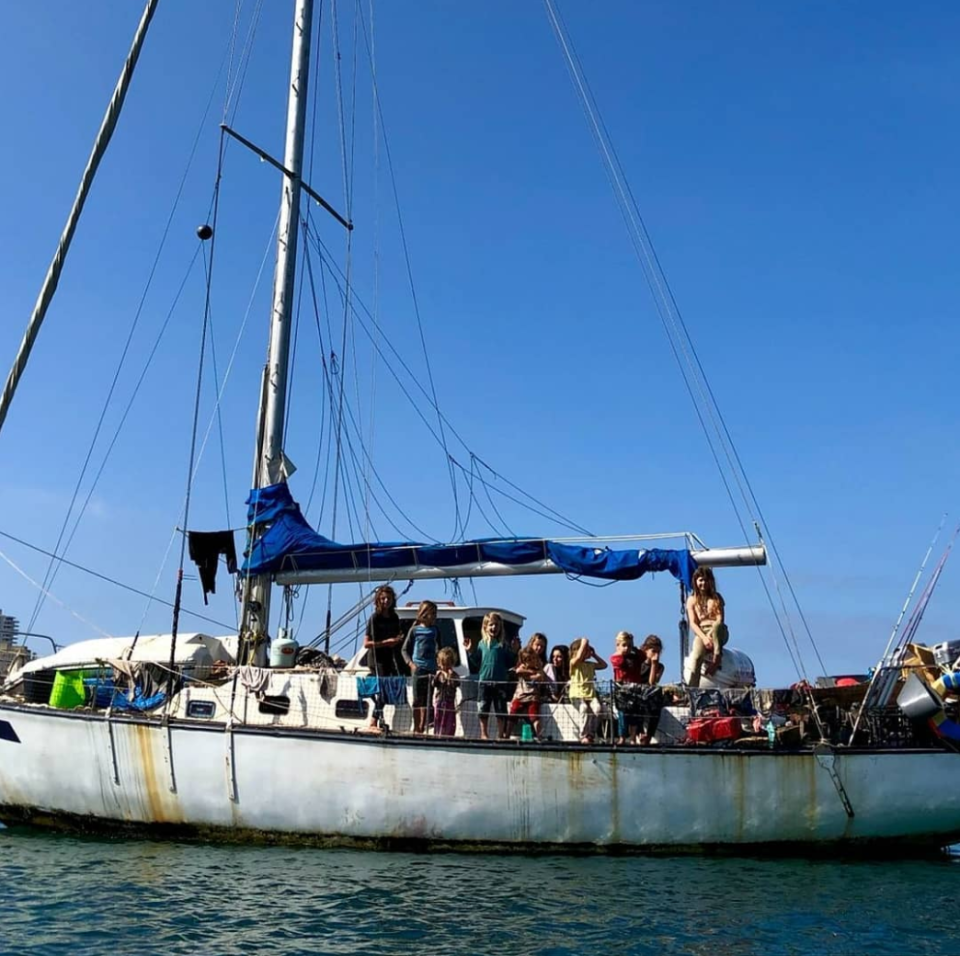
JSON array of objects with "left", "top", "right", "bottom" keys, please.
[
  {"left": 258, "top": 695, "right": 291, "bottom": 715},
  {"left": 436, "top": 618, "right": 459, "bottom": 665},
  {"left": 335, "top": 699, "right": 368, "bottom": 720},
  {"left": 186, "top": 700, "right": 216, "bottom": 719}
]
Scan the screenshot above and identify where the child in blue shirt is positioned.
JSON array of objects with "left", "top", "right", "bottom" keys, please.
[{"left": 402, "top": 600, "right": 439, "bottom": 734}]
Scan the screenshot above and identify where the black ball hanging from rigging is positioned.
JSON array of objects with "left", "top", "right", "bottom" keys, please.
[{"left": 196, "top": 224, "right": 214, "bottom": 241}]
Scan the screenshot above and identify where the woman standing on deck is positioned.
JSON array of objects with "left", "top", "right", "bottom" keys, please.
[{"left": 362, "top": 585, "right": 403, "bottom": 730}]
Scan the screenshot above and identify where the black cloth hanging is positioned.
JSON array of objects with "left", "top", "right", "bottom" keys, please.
[{"left": 187, "top": 531, "right": 238, "bottom": 604}]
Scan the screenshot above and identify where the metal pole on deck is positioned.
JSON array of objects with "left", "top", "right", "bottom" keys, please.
[{"left": 239, "top": 0, "right": 315, "bottom": 663}]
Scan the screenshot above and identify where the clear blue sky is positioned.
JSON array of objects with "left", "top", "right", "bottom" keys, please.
[{"left": 0, "top": 1, "right": 957, "bottom": 685}]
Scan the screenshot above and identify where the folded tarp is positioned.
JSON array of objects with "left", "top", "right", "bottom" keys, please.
[{"left": 243, "top": 482, "right": 697, "bottom": 586}]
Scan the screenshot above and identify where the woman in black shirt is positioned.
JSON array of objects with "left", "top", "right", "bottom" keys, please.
[{"left": 363, "top": 585, "right": 403, "bottom": 729}]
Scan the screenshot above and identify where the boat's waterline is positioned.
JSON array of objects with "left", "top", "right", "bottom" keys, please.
[{"left": 2, "top": 704, "right": 959, "bottom": 853}]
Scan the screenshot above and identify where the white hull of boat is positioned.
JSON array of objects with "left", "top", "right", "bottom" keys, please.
[{"left": 2, "top": 704, "right": 959, "bottom": 850}]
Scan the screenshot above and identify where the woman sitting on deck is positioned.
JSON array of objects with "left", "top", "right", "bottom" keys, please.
[{"left": 685, "top": 567, "right": 728, "bottom": 688}]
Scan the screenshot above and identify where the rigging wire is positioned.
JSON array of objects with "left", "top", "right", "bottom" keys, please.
[
  {"left": 199, "top": 195, "right": 232, "bottom": 529},
  {"left": 27, "top": 245, "right": 202, "bottom": 637},
  {"left": 898, "top": 523, "right": 959, "bottom": 647},
  {"left": 354, "top": 4, "right": 463, "bottom": 540},
  {"left": 223, "top": 0, "right": 266, "bottom": 126},
  {"left": 364, "top": 0, "right": 382, "bottom": 554},
  {"left": 0, "top": 548, "right": 114, "bottom": 639},
  {"left": 302, "top": 243, "right": 440, "bottom": 539},
  {"left": 307, "top": 232, "right": 594, "bottom": 534},
  {"left": 0, "top": 529, "right": 233, "bottom": 631},
  {"left": 25, "top": 19, "right": 245, "bottom": 636},
  {"left": 166, "top": 163, "right": 222, "bottom": 676},
  {"left": 542, "top": 0, "right": 824, "bottom": 679},
  {"left": 325, "top": 0, "right": 365, "bottom": 648}
]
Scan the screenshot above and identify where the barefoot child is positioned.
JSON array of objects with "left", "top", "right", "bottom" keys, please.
[
  {"left": 569, "top": 637, "right": 608, "bottom": 743},
  {"left": 433, "top": 647, "right": 460, "bottom": 737}
]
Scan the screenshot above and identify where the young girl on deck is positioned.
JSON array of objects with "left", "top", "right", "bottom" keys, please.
[
  {"left": 569, "top": 637, "right": 608, "bottom": 744},
  {"left": 611, "top": 631, "right": 664, "bottom": 745},
  {"left": 611, "top": 630, "right": 644, "bottom": 745},
  {"left": 509, "top": 646, "right": 547, "bottom": 739},
  {"left": 433, "top": 646, "right": 460, "bottom": 737},
  {"left": 477, "top": 612, "right": 511, "bottom": 740},
  {"left": 401, "top": 600, "right": 439, "bottom": 735},
  {"left": 635, "top": 634, "right": 665, "bottom": 745}
]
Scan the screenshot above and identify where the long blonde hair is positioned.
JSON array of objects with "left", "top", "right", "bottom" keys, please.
[{"left": 481, "top": 612, "right": 503, "bottom": 646}]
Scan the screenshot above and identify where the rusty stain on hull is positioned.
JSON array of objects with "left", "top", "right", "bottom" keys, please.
[{"left": 132, "top": 723, "right": 182, "bottom": 825}]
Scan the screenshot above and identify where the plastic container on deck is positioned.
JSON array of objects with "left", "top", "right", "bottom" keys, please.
[
  {"left": 48, "top": 671, "right": 86, "bottom": 709},
  {"left": 83, "top": 676, "right": 116, "bottom": 708}
]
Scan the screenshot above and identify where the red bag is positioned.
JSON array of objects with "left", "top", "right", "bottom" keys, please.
[{"left": 686, "top": 716, "right": 742, "bottom": 744}]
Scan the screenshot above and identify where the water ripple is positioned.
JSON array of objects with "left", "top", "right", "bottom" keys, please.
[{"left": 2, "top": 830, "right": 960, "bottom": 955}]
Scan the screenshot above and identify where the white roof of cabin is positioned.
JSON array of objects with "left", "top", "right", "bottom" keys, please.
[{"left": 12, "top": 632, "right": 237, "bottom": 678}]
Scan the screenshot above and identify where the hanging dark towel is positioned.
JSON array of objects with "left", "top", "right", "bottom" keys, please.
[{"left": 187, "top": 530, "right": 238, "bottom": 604}]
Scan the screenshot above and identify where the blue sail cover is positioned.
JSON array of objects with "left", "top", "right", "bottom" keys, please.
[{"left": 242, "top": 483, "right": 697, "bottom": 586}]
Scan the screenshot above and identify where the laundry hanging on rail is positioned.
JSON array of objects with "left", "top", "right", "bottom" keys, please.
[{"left": 187, "top": 530, "right": 238, "bottom": 603}]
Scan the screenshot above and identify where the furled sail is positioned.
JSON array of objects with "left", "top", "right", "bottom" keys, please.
[{"left": 241, "top": 483, "right": 708, "bottom": 585}]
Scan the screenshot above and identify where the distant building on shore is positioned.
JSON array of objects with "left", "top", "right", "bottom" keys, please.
[
  {"left": 0, "top": 610, "right": 18, "bottom": 643},
  {"left": 0, "top": 610, "right": 29, "bottom": 679}
]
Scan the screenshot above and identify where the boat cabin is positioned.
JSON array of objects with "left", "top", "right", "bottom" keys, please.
[{"left": 342, "top": 602, "right": 524, "bottom": 675}]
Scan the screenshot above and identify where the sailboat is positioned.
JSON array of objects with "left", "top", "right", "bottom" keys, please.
[{"left": 2, "top": 0, "right": 960, "bottom": 852}]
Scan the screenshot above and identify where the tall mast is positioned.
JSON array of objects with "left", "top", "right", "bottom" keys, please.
[{"left": 240, "top": 0, "right": 314, "bottom": 660}]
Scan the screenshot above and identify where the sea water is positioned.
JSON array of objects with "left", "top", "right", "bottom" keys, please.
[{"left": 2, "top": 826, "right": 960, "bottom": 956}]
